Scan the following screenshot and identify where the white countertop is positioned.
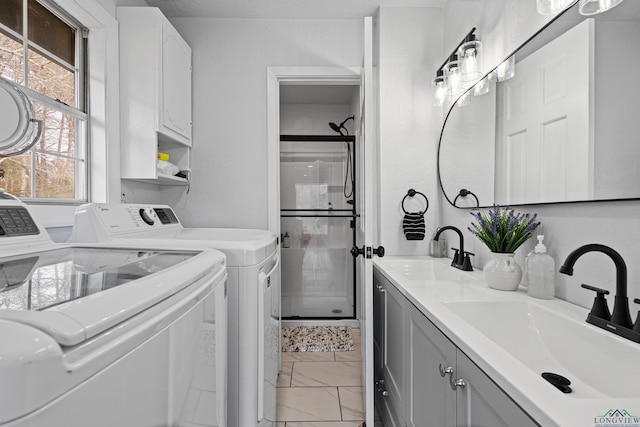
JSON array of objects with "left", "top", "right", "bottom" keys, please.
[{"left": 373, "top": 255, "right": 640, "bottom": 427}]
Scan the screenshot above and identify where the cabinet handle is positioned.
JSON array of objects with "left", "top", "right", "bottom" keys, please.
[
  {"left": 439, "top": 364, "right": 466, "bottom": 390},
  {"left": 451, "top": 377, "right": 466, "bottom": 389},
  {"left": 439, "top": 363, "right": 454, "bottom": 377},
  {"left": 377, "top": 285, "right": 386, "bottom": 293}
]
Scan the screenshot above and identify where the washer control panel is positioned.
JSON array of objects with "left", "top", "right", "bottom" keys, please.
[
  {"left": 0, "top": 207, "right": 40, "bottom": 237},
  {"left": 154, "top": 208, "right": 179, "bottom": 225}
]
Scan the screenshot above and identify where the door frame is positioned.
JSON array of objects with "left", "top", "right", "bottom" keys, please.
[
  {"left": 266, "top": 66, "right": 361, "bottom": 238},
  {"left": 266, "top": 67, "right": 362, "bottom": 320}
]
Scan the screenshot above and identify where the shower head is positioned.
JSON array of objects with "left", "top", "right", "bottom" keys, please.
[
  {"left": 329, "top": 116, "right": 355, "bottom": 136},
  {"left": 329, "top": 122, "right": 343, "bottom": 134}
]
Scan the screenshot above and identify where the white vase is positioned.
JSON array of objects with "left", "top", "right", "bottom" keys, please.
[{"left": 483, "top": 252, "right": 522, "bottom": 291}]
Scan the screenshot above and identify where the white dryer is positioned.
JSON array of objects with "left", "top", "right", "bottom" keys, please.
[
  {"left": 71, "top": 203, "right": 280, "bottom": 427},
  {"left": 0, "top": 199, "right": 227, "bottom": 427}
]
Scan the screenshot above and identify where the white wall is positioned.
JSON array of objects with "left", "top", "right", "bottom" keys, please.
[
  {"left": 377, "top": 7, "right": 443, "bottom": 255},
  {"left": 159, "top": 18, "right": 363, "bottom": 229},
  {"left": 440, "top": 0, "right": 640, "bottom": 310}
]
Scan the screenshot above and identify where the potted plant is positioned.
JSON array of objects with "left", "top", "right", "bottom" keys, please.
[{"left": 468, "top": 205, "right": 540, "bottom": 291}]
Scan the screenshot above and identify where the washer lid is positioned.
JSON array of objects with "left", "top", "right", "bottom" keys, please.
[{"left": 0, "top": 246, "right": 223, "bottom": 346}]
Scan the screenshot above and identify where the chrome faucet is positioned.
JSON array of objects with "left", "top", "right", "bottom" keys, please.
[
  {"left": 433, "top": 226, "right": 473, "bottom": 271},
  {"left": 560, "top": 243, "right": 640, "bottom": 343}
]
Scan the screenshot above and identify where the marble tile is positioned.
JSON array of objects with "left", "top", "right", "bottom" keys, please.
[
  {"left": 286, "top": 422, "right": 363, "bottom": 427},
  {"left": 277, "top": 387, "right": 341, "bottom": 421},
  {"left": 291, "top": 361, "right": 362, "bottom": 387},
  {"left": 278, "top": 361, "right": 293, "bottom": 387},
  {"left": 282, "top": 351, "right": 336, "bottom": 362},
  {"left": 338, "top": 387, "right": 365, "bottom": 421}
]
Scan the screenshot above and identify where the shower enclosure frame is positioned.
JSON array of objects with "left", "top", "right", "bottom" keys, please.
[{"left": 279, "top": 134, "right": 357, "bottom": 320}]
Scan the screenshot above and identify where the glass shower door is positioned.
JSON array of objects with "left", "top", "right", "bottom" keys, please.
[{"left": 279, "top": 137, "right": 355, "bottom": 318}]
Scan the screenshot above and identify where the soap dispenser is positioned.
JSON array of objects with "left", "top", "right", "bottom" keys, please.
[{"left": 525, "top": 235, "right": 555, "bottom": 299}]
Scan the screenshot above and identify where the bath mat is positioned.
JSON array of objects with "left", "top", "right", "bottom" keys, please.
[{"left": 281, "top": 326, "right": 354, "bottom": 352}]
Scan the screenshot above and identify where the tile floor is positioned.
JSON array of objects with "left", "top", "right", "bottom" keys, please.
[{"left": 276, "top": 328, "right": 365, "bottom": 427}]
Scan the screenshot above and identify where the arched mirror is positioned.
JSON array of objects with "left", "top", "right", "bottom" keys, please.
[
  {"left": 438, "top": 0, "right": 640, "bottom": 208},
  {"left": 0, "top": 77, "right": 42, "bottom": 157}
]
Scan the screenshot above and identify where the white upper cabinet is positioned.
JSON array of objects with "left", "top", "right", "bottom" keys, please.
[
  {"left": 118, "top": 7, "right": 192, "bottom": 184},
  {"left": 161, "top": 19, "right": 192, "bottom": 140}
]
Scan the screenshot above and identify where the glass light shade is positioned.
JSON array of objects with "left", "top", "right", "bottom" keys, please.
[
  {"left": 458, "top": 40, "right": 483, "bottom": 83},
  {"left": 445, "top": 58, "right": 464, "bottom": 100},
  {"left": 579, "top": 0, "right": 624, "bottom": 15},
  {"left": 473, "top": 76, "right": 490, "bottom": 96},
  {"left": 455, "top": 91, "right": 471, "bottom": 107},
  {"left": 432, "top": 74, "right": 447, "bottom": 107},
  {"left": 536, "top": 0, "right": 574, "bottom": 15},
  {"left": 489, "top": 56, "right": 515, "bottom": 82}
]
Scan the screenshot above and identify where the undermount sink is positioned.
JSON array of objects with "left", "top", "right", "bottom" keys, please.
[
  {"left": 444, "top": 300, "right": 640, "bottom": 398},
  {"left": 380, "top": 258, "right": 479, "bottom": 281}
]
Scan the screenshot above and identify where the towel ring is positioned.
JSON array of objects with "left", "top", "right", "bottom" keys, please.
[
  {"left": 453, "top": 188, "right": 479, "bottom": 207},
  {"left": 402, "top": 189, "right": 429, "bottom": 215}
]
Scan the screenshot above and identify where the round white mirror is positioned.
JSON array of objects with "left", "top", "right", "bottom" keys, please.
[{"left": 0, "top": 77, "right": 41, "bottom": 156}]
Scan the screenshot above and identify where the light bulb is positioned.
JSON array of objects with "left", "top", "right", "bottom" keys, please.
[
  {"left": 456, "top": 91, "right": 471, "bottom": 107},
  {"left": 473, "top": 76, "right": 490, "bottom": 96},
  {"left": 536, "top": 0, "right": 574, "bottom": 15},
  {"left": 432, "top": 73, "right": 447, "bottom": 107},
  {"left": 445, "top": 56, "right": 464, "bottom": 100},
  {"left": 489, "top": 56, "right": 515, "bottom": 82},
  {"left": 458, "top": 40, "right": 483, "bottom": 83},
  {"left": 579, "top": 0, "right": 624, "bottom": 15}
]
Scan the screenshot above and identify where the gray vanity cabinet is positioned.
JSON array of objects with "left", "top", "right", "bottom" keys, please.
[
  {"left": 406, "top": 302, "right": 456, "bottom": 426},
  {"left": 374, "top": 275, "right": 408, "bottom": 427},
  {"left": 455, "top": 351, "right": 539, "bottom": 427},
  {"left": 373, "top": 268, "right": 539, "bottom": 427}
]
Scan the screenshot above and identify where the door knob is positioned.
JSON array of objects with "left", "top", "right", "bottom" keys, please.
[
  {"left": 373, "top": 246, "right": 385, "bottom": 257},
  {"left": 351, "top": 246, "right": 365, "bottom": 257}
]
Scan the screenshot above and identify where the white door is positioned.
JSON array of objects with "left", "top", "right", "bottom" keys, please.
[
  {"left": 496, "top": 19, "right": 593, "bottom": 204},
  {"left": 356, "top": 16, "right": 378, "bottom": 427}
]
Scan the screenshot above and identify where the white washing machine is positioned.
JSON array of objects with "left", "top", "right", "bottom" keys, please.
[
  {"left": 0, "top": 198, "right": 227, "bottom": 427},
  {"left": 70, "top": 203, "right": 280, "bottom": 427}
]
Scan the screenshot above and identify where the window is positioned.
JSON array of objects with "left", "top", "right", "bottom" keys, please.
[{"left": 0, "top": 0, "right": 87, "bottom": 201}]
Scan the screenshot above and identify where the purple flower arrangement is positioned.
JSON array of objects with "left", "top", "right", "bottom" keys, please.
[{"left": 468, "top": 205, "right": 540, "bottom": 253}]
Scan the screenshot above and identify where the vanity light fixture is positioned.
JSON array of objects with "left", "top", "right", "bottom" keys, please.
[
  {"left": 578, "top": 0, "right": 624, "bottom": 15},
  {"left": 536, "top": 0, "right": 574, "bottom": 15},
  {"left": 473, "top": 76, "right": 490, "bottom": 96},
  {"left": 432, "top": 70, "right": 448, "bottom": 107},
  {"left": 458, "top": 33, "right": 483, "bottom": 82},
  {"left": 489, "top": 55, "right": 516, "bottom": 82},
  {"left": 432, "top": 27, "right": 481, "bottom": 106},
  {"left": 445, "top": 54, "right": 464, "bottom": 100}
]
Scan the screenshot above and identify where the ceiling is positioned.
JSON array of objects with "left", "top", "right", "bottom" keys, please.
[{"left": 144, "top": 0, "right": 444, "bottom": 19}]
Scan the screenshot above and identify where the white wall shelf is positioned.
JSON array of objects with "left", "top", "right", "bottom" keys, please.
[{"left": 118, "top": 7, "right": 192, "bottom": 185}]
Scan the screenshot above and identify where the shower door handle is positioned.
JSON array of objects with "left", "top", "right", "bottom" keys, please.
[{"left": 351, "top": 246, "right": 365, "bottom": 257}]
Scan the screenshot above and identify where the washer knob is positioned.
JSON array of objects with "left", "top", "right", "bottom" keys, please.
[{"left": 139, "top": 208, "right": 155, "bottom": 225}]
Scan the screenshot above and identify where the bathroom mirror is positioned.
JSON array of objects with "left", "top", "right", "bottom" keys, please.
[
  {"left": 0, "top": 77, "right": 42, "bottom": 157},
  {"left": 438, "top": 0, "right": 640, "bottom": 208}
]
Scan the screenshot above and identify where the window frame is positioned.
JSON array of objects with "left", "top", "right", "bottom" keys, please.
[{"left": 0, "top": 0, "right": 89, "bottom": 204}]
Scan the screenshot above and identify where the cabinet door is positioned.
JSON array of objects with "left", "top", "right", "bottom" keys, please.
[
  {"left": 455, "top": 351, "right": 539, "bottom": 427},
  {"left": 162, "top": 18, "right": 192, "bottom": 143},
  {"left": 407, "top": 303, "right": 457, "bottom": 427},
  {"left": 373, "top": 275, "right": 385, "bottom": 380},
  {"left": 383, "top": 281, "right": 406, "bottom": 422}
]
